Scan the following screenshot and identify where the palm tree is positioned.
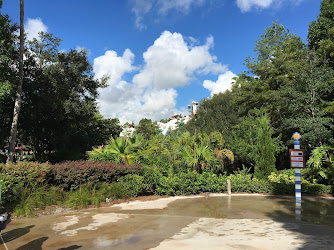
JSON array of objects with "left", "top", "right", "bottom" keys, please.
[
  {"left": 7, "top": 0, "right": 24, "bottom": 164},
  {"left": 104, "top": 136, "right": 142, "bottom": 165},
  {"left": 182, "top": 143, "right": 214, "bottom": 173}
]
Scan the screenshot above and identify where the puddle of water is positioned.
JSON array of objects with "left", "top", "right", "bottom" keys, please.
[
  {"left": 111, "top": 196, "right": 334, "bottom": 226},
  {"left": 3, "top": 195, "right": 334, "bottom": 249}
]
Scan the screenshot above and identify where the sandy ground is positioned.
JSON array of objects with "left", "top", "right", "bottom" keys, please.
[
  {"left": 111, "top": 195, "right": 201, "bottom": 210},
  {"left": 1, "top": 194, "right": 334, "bottom": 250},
  {"left": 151, "top": 218, "right": 334, "bottom": 250}
]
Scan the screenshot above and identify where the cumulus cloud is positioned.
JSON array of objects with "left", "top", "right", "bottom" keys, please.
[
  {"left": 141, "top": 89, "right": 177, "bottom": 114},
  {"left": 25, "top": 18, "right": 48, "bottom": 41},
  {"left": 94, "top": 31, "right": 230, "bottom": 123},
  {"left": 97, "top": 84, "right": 178, "bottom": 123},
  {"left": 93, "top": 49, "right": 136, "bottom": 86},
  {"left": 97, "top": 81, "right": 144, "bottom": 122},
  {"left": 236, "top": 0, "right": 303, "bottom": 12},
  {"left": 133, "top": 31, "right": 226, "bottom": 89},
  {"left": 203, "top": 71, "right": 236, "bottom": 96},
  {"left": 130, "top": 0, "right": 207, "bottom": 30}
]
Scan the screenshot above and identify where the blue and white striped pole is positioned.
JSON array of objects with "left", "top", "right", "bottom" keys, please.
[
  {"left": 292, "top": 132, "right": 302, "bottom": 220},
  {"left": 294, "top": 140, "right": 301, "bottom": 202}
]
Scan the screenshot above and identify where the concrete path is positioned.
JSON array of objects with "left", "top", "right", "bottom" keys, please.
[{"left": 1, "top": 194, "right": 334, "bottom": 250}]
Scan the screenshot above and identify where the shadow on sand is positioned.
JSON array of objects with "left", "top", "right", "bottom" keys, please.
[
  {"left": 16, "top": 236, "right": 48, "bottom": 250},
  {"left": 0, "top": 225, "right": 35, "bottom": 243},
  {"left": 58, "top": 245, "right": 82, "bottom": 250}
]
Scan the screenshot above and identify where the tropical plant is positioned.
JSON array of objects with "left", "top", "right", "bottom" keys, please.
[
  {"left": 104, "top": 136, "right": 143, "bottom": 164},
  {"left": 182, "top": 143, "right": 214, "bottom": 173},
  {"left": 307, "top": 145, "right": 334, "bottom": 184}
]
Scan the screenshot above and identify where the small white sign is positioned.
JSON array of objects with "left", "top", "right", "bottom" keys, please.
[
  {"left": 291, "top": 151, "right": 303, "bottom": 156},
  {"left": 291, "top": 162, "right": 303, "bottom": 168},
  {"left": 291, "top": 157, "right": 303, "bottom": 161}
]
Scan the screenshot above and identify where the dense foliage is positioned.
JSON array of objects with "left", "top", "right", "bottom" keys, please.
[
  {"left": 1, "top": 161, "right": 332, "bottom": 216},
  {"left": 88, "top": 131, "right": 234, "bottom": 175},
  {"left": 186, "top": 3, "right": 334, "bottom": 181}
]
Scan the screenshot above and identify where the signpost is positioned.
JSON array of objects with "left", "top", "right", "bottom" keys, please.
[
  {"left": 290, "top": 149, "right": 305, "bottom": 169},
  {"left": 291, "top": 132, "right": 302, "bottom": 220}
]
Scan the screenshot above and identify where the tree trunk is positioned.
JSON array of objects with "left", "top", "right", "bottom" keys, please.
[{"left": 6, "top": 0, "right": 24, "bottom": 164}]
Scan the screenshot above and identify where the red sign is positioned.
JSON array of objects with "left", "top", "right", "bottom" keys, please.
[{"left": 289, "top": 149, "right": 305, "bottom": 168}]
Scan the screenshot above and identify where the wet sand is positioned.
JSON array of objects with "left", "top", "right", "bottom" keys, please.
[{"left": 1, "top": 194, "right": 334, "bottom": 250}]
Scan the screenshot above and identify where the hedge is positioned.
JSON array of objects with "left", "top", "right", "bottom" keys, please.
[{"left": 48, "top": 161, "right": 143, "bottom": 190}]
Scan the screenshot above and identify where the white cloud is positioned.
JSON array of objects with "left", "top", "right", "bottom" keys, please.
[
  {"left": 25, "top": 18, "right": 48, "bottom": 41},
  {"left": 130, "top": 0, "right": 207, "bottom": 30},
  {"left": 133, "top": 31, "right": 226, "bottom": 89},
  {"left": 203, "top": 71, "right": 236, "bottom": 96},
  {"left": 236, "top": 0, "right": 303, "bottom": 12},
  {"left": 97, "top": 81, "right": 144, "bottom": 123},
  {"left": 97, "top": 84, "right": 178, "bottom": 123},
  {"left": 93, "top": 49, "right": 136, "bottom": 86},
  {"left": 157, "top": 0, "right": 205, "bottom": 14},
  {"left": 131, "top": 0, "right": 153, "bottom": 30},
  {"left": 94, "top": 31, "right": 230, "bottom": 123},
  {"left": 141, "top": 89, "right": 177, "bottom": 114}
]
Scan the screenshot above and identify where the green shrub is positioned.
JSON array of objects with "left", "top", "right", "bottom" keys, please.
[
  {"left": 119, "top": 174, "right": 147, "bottom": 197},
  {"left": 155, "top": 176, "right": 176, "bottom": 196},
  {"left": 198, "top": 171, "right": 227, "bottom": 193},
  {"left": 142, "top": 166, "right": 163, "bottom": 193},
  {"left": 87, "top": 147, "right": 119, "bottom": 162},
  {"left": 306, "top": 145, "right": 334, "bottom": 185},
  {"left": 66, "top": 184, "right": 105, "bottom": 208},
  {"left": 0, "top": 161, "right": 50, "bottom": 188},
  {"left": 107, "top": 182, "right": 131, "bottom": 199},
  {"left": 267, "top": 170, "right": 333, "bottom": 195},
  {"left": 155, "top": 170, "right": 227, "bottom": 196},
  {"left": 302, "top": 183, "right": 332, "bottom": 194},
  {"left": 270, "top": 183, "right": 294, "bottom": 194},
  {"left": 14, "top": 186, "right": 65, "bottom": 217},
  {"left": 0, "top": 174, "right": 23, "bottom": 204},
  {"left": 268, "top": 170, "right": 309, "bottom": 184}
]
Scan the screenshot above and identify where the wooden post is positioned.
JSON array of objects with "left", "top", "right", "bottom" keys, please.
[{"left": 227, "top": 179, "right": 231, "bottom": 195}]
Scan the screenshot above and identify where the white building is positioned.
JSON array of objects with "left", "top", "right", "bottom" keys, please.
[{"left": 119, "top": 124, "right": 135, "bottom": 137}]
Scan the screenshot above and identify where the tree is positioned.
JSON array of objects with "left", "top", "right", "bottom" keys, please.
[
  {"left": 88, "top": 135, "right": 143, "bottom": 164},
  {"left": 186, "top": 91, "right": 238, "bottom": 141},
  {"left": 182, "top": 143, "right": 214, "bottom": 173},
  {"left": 7, "top": 0, "right": 24, "bottom": 163},
  {"left": 13, "top": 32, "right": 111, "bottom": 162},
  {"left": 0, "top": 3, "right": 17, "bottom": 152},
  {"left": 307, "top": 0, "right": 334, "bottom": 120},
  {"left": 277, "top": 50, "right": 334, "bottom": 148},
  {"left": 179, "top": 131, "right": 233, "bottom": 173},
  {"left": 231, "top": 19, "right": 333, "bottom": 166},
  {"left": 229, "top": 111, "right": 282, "bottom": 171},
  {"left": 308, "top": 0, "right": 334, "bottom": 67},
  {"left": 254, "top": 115, "right": 277, "bottom": 179},
  {"left": 104, "top": 136, "right": 142, "bottom": 165},
  {"left": 232, "top": 21, "right": 305, "bottom": 121},
  {"left": 134, "top": 118, "right": 161, "bottom": 140}
]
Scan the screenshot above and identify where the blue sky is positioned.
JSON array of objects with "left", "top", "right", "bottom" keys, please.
[{"left": 2, "top": 0, "right": 322, "bottom": 123}]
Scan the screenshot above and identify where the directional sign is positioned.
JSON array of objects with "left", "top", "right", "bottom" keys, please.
[{"left": 289, "top": 149, "right": 305, "bottom": 168}]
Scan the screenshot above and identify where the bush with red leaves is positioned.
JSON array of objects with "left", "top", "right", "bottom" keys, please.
[{"left": 48, "top": 161, "right": 143, "bottom": 190}]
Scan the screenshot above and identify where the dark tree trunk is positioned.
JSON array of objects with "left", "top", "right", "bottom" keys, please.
[{"left": 7, "top": 0, "right": 24, "bottom": 164}]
